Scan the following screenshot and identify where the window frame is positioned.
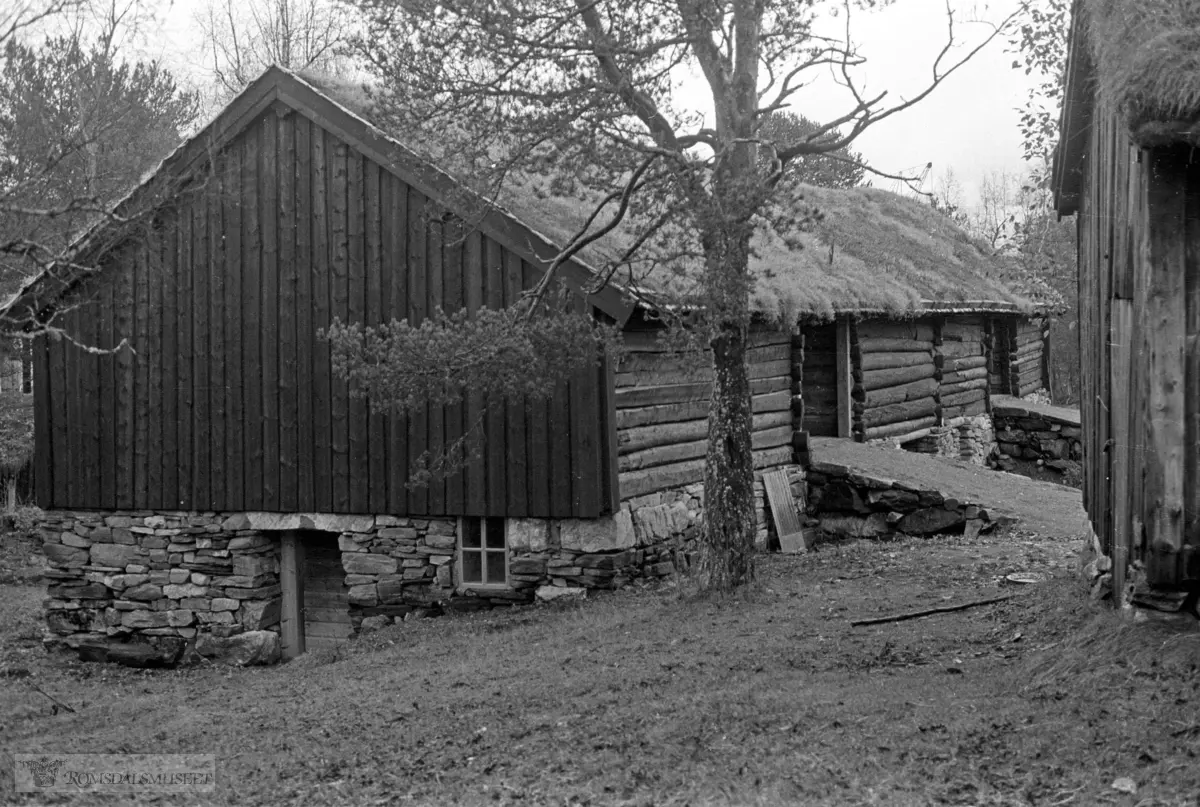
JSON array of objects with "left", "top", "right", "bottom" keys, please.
[{"left": 456, "top": 516, "right": 509, "bottom": 590}]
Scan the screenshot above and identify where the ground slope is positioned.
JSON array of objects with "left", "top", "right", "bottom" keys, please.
[{"left": 810, "top": 436, "right": 1090, "bottom": 539}]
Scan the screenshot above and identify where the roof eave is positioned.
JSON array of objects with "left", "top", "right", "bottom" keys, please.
[{"left": 1052, "top": 1, "right": 1092, "bottom": 217}]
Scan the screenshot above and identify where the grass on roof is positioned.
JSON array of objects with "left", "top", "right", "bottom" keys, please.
[
  {"left": 1084, "top": 0, "right": 1200, "bottom": 134},
  {"left": 497, "top": 179, "right": 1031, "bottom": 321},
  {"left": 301, "top": 70, "right": 1030, "bottom": 320}
]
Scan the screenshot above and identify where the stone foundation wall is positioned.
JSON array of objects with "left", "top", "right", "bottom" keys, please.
[
  {"left": 991, "top": 400, "right": 1082, "bottom": 474},
  {"left": 877, "top": 415, "right": 997, "bottom": 467},
  {"left": 803, "top": 460, "right": 996, "bottom": 540}
]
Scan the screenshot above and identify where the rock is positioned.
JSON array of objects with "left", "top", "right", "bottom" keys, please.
[
  {"left": 211, "top": 597, "right": 239, "bottom": 611},
  {"left": 377, "top": 526, "right": 418, "bottom": 541},
  {"left": 359, "top": 615, "right": 392, "bottom": 631},
  {"left": 897, "top": 508, "right": 964, "bottom": 536},
  {"left": 338, "top": 534, "right": 365, "bottom": 553},
  {"left": 195, "top": 630, "right": 281, "bottom": 666},
  {"left": 121, "top": 610, "right": 172, "bottom": 629},
  {"left": 866, "top": 489, "right": 921, "bottom": 512},
  {"left": 167, "top": 609, "right": 195, "bottom": 627},
  {"left": 44, "top": 543, "right": 89, "bottom": 566},
  {"left": 1090, "top": 572, "right": 1113, "bottom": 602},
  {"left": 962, "top": 519, "right": 984, "bottom": 540},
  {"left": 424, "top": 532, "right": 456, "bottom": 550},
  {"left": 509, "top": 558, "right": 547, "bottom": 576},
  {"left": 47, "top": 582, "right": 110, "bottom": 600},
  {"left": 104, "top": 516, "right": 133, "bottom": 529},
  {"left": 227, "top": 534, "right": 272, "bottom": 550},
  {"left": 632, "top": 502, "right": 692, "bottom": 544},
  {"left": 225, "top": 584, "right": 282, "bottom": 600},
  {"left": 820, "top": 481, "right": 869, "bottom": 513},
  {"left": 90, "top": 544, "right": 142, "bottom": 568},
  {"left": 348, "top": 584, "right": 379, "bottom": 606},
  {"left": 233, "top": 555, "right": 275, "bottom": 578},
  {"left": 297, "top": 513, "right": 375, "bottom": 533},
  {"left": 163, "top": 583, "right": 208, "bottom": 599},
  {"left": 561, "top": 515, "right": 636, "bottom": 553},
  {"left": 60, "top": 532, "right": 91, "bottom": 549},
  {"left": 239, "top": 599, "right": 281, "bottom": 629},
  {"left": 342, "top": 553, "right": 398, "bottom": 575},
  {"left": 507, "top": 519, "right": 550, "bottom": 552},
  {"left": 535, "top": 585, "right": 587, "bottom": 602},
  {"left": 122, "top": 583, "right": 165, "bottom": 601},
  {"left": 221, "top": 514, "right": 252, "bottom": 530},
  {"left": 74, "top": 637, "right": 183, "bottom": 668},
  {"left": 47, "top": 609, "right": 100, "bottom": 634}
]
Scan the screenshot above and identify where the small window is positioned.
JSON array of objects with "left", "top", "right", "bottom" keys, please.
[{"left": 459, "top": 517, "right": 507, "bottom": 587}]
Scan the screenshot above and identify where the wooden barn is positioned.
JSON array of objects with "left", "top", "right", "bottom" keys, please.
[
  {"left": 3, "top": 67, "right": 1041, "bottom": 664},
  {"left": 1053, "top": 0, "right": 1200, "bottom": 596}
]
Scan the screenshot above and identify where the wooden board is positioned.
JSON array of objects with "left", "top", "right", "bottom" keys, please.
[
  {"left": 302, "top": 536, "right": 352, "bottom": 652},
  {"left": 764, "top": 469, "right": 806, "bottom": 554}
]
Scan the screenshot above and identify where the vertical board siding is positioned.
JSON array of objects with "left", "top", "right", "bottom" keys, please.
[
  {"left": 798, "top": 322, "right": 839, "bottom": 436},
  {"left": 36, "top": 110, "right": 611, "bottom": 519},
  {"left": 1077, "top": 100, "right": 1200, "bottom": 587}
]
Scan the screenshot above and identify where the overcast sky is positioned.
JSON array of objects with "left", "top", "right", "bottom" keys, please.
[{"left": 136, "top": 0, "right": 1040, "bottom": 209}]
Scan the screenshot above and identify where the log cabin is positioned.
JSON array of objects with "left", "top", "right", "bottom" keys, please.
[
  {"left": 2, "top": 67, "right": 1044, "bottom": 664},
  {"left": 1052, "top": 0, "right": 1200, "bottom": 600}
]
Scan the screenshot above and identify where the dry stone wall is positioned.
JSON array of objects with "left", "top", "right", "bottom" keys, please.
[
  {"left": 991, "top": 398, "right": 1082, "bottom": 474},
  {"left": 39, "top": 482, "right": 759, "bottom": 664},
  {"left": 803, "top": 460, "right": 995, "bottom": 540}
]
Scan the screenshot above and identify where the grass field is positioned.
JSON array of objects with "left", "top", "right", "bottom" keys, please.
[{"left": 2, "top": 527, "right": 1198, "bottom": 806}]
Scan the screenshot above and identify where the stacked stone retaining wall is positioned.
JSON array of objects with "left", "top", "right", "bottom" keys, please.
[{"left": 990, "top": 397, "right": 1082, "bottom": 475}]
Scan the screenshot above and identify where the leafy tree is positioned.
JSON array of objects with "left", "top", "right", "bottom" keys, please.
[
  {"left": 757, "top": 112, "right": 867, "bottom": 188},
  {"left": 0, "top": 33, "right": 200, "bottom": 288},
  {"left": 337, "top": 0, "right": 1017, "bottom": 591},
  {"left": 1009, "top": 0, "right": 1069, "bottom": 170}
]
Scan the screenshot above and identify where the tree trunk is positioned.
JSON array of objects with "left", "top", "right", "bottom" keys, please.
[{"left": 697, "top": 323, "right": 757, "bottom": 588}]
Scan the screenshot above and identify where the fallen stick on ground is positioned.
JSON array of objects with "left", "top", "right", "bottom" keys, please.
[
  {"left": 850, "top": 595, "right": 1012, "bottom": 627},
  {"left": 26, "top": 681, "right": 76, "bottom": 713}
]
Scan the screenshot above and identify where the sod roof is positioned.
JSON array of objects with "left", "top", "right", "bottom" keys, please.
[
  {"left": 491, "top": 174, "right": 1033, "bottom": 320},
  {"left": 1080, "top": 0, "right": 1200, "bottom": 142}
]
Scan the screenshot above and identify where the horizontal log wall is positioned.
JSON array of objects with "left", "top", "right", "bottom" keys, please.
[
  {"left": 939, "top": 316, "right": 989, "bottom": 420},
  {"left": 33, "top": 109, "right": 610, "bottom": 518},
  {"left": 798, "top": 322, "right": 838, "bottom": 436},
  {"left": 615, "top": 326, "right": 794, "bottom": 499},
  {"left": 851, "top": 319, "right": 938, "bottom": 442},
  {"left": 1010, "top": 318, "right": 1048, "bottom": 397}
]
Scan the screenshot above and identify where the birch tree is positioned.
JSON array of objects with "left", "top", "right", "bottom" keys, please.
[{"left": 341, "top": 0, "right": 1018, "bottom": 590}]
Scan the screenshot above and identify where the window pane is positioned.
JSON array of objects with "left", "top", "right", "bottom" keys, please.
[
  {"left": 484, "top": 518, "right": 506, "bottom": 549},
  {"left": 485, "top": 551, "right": 506, "bottom": 584},
  {"left": 462, "top": 551, "right": 483, "bottom": 583},
  {"left": 462, "top": 518, "right": 482, "bottom": 548}
]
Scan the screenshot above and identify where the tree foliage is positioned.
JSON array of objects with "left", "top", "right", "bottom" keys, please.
[
  {"left": 0, "top": 32, "right": 200, "bottom": 289},
  {"left": 757, "top": 111, "right": 867, "bottom": 189},
  {"left": 337, "top": 0, "right": 1016, "bottom": 590},
  {"left": 1009, "top": 0, "right": 1070, "bottom": 169}
]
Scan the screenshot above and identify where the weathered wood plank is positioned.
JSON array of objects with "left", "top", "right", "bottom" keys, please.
[
  {"left": 462, "top": 228, "right": 487, "bottom": 516},
  {"left": 278, "top": 113, "right": 299, "bottom": 512},
  {"left": 1144, "top": 149, "right": 1188, "bottom": 576},
  {"left": 406, "top": 188, "right": 428, "bottom": 514},
  {"left": 505, "top": 250, "right": 528, "bottom": 516},
  {"left": 861, "top": 397, "right": 939, "bottom": 429},
  {"left": 330, "top": 141, "right": 351, "bottom": 512},
  {"left": 618, "top": 410, "right": 791, "bottom": 454},
  {"left": 856, "top": 337, "right": 934, "bottom": 353},
  {"left": 347, "top": 150, "right": 370, "bottom": 514},
  {"left": 385, "top": 173, "right": 408, "bottom": 513},
  {"left": 764, "top": 469, "right": 806, "bottom": 554},
  {"left": 242, "top": 124, "right": 263, "bottom": 510},
  {"left": 294, "top": 114, "right": 314, "bottom": 511},
  {"left": 260, "top": 113, "right": 279, "bottom": 511},
  {"left": 34, "top": 336, "right": 53, "bottom": 507},
  {"left": 177, "top": 202, "right": 194, "bottom": 508},
  {"left": 280, "top": 532, "right": 305, "bottom": 660},
  {"left": 160, "top": 212, "right": 179, "bottom": 508},
  {"left": 365, "top": 160, "right": 388, "bottom": 514},
  {"left": 311, "top": 126, "right": 333, "bottom": 512},
  {"left": 860, "top": 351, "right": 935, "bottom": 371},
  {"left": 863, "top": 415, "right": 938, "bottom": 441},
  {"left": 132, "top": 240, "right": 150, "bottom": 508},
  {"left": 864, "top": 377, "right": 938, "bottom": 408}
]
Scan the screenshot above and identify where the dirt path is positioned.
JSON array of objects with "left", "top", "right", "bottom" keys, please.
[{"left": 810, "top": 436, "right": 1090, "bottom": 539}]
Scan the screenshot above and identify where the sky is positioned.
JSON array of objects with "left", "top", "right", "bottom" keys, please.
[{"left": 107, "top": 0, "right": 1043, "bottom": 210}]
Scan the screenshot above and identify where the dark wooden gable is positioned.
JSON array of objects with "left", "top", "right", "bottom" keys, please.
[{"left": 32, "top": 73, "right": 620, "bottom": 519}]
